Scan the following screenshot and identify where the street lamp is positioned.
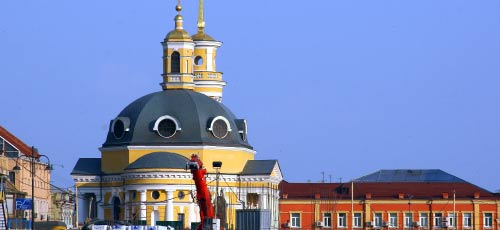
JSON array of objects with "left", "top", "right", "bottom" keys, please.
[
  {"left": 12, "top": 146, "right": 52, "bottom": 230},
  {"left": 407, "top": 194, "right": 413, "bottom": 230},
  {"left": 212, "top": 161, "right": 222, "bottom": 220}
]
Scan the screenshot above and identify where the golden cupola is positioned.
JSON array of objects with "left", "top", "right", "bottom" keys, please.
[
  {"left": 191, "top": 0, "right": 226, "bottom": 102},
  {"left": 161, "top": 1, "right": 195, "bottom": 90}
]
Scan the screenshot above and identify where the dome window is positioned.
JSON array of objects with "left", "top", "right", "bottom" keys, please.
[
  {"left": 208, "top": 116, "right": 232, "bottom": 139},
  {"left": 111, "top": 117, "right": 130, "bottom": 139},
  {"left": 235, "top": 119, "right": 248, "bottom": 141},
  {"left": 194, "top": 56, "right": 203, "bottom": 66},
  {"left": 153, "top": 115, "right": 182, "bottom": 138}
]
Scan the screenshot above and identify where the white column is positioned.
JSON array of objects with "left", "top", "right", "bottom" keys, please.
[
  {"left": 124, "top": 191, "right": 130, "bottom": 221},
  {"left": 97, "top": 203, "right": 104, "bottom": 220},
  {"left": 166, "top": 190, "right": 174, "bottom": 221},
  {"left": 259, "top": 193, "right": 268, "bottom": 209},
  {"left": 77, "top": 195, "right": 86, "bottom": 226},
  {"left": 139, "top": 190, "right": 147, "bottom": 221},
  {"left": 189, "top": 203, "right": 196, "bottom": 224}
]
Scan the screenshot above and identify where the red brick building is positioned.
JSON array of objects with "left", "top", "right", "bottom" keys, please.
[{"left": 279, "top": 170, "right": 499, "bottom": 230}]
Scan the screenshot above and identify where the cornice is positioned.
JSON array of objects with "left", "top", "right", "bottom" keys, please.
[{"left": 100, "top": 145, "right": 256, "bottom": 154}]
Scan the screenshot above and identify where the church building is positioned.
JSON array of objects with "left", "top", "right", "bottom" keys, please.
[{"left": 71, "top": 1, "right": 282, "bottom": 229}]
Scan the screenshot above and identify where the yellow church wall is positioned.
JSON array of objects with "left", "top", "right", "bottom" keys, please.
[
  {"left": 193, "top": 49, "right": 207, "bottom": 70},
  {"left": 125, "top": 179, "right": 192, "bottom": 185},
  {"left": 104, "top": 208, "right": 111, "bottom": 220},
  {"left": 194, "top": 87, "right": 223, "bottom": 93},
  {"left": 146, "top": 206, "right": 153, "bottom": 225},
  {"left": 146, "top": 190, "right": 166, "bottom": 202},
  {"left": 225, "top": 191, "right": 238, "bottom": 227},
  {"left": 174, "top": 190, "right": 191, "bottom": 202},
  {"left": 119, "top": 192, "right": 125, "bottom": 205},
  {"left": 76, "top": 181, "right": 123, "bottom": 188},
  {"left": 102, "top": 149, "right": 129, "bottom": 174},
  {"left": 173, "top": 206, "right": 181, "bottom": 220},
  {"left": 158, "top": 206, "right": 166, "bottom": 221},
  {"left": 164, "top": 48, "right": 194, "bottom": 73},
  {"left": 104, "top": 192, "right": 111, "bottom": 204},
  {"left": 101, "top": 147, "right": 254, "bottom": 174}
]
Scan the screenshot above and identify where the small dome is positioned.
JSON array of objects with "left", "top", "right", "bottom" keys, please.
[
  {"left": 164, "top": 12, "right": 192, "bottom": 42},
  {"left": 103, "top": 90, "right": 252, "bottom": 149},
  {"left": 165, "top": 29, "right": 193, "bottom": 42},
  {"left": 125, "top": 152, "right": 188, "bottom": 170},
  {"left": 192, "top": 32, "right": 215, "bottom": 41}
]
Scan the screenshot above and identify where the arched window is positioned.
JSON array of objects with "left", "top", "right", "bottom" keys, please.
[
  {"left": 86, "top": 193, "right": 97, "bottom": 219},
  {"left": 171, "top": 51, "right": 180, "bottom": 73},
  {"left": 113, "top": 197, "right": 121, "bottom": 221}
]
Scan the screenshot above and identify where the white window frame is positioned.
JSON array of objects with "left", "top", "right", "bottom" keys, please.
[
  {"left": 338, "top": 213, "right": 347, "bottom": 228},
  {"left": 419, "top": 213, "right": 428, "bottom": 228},
  {"left": 484, "top": 213, "right": 492, "bottom": 228},
  {"left": 389, "top": 213, "right": 398, "bottom": 228},
  {"left": 434, "top": 213, "right": 443, "bottom": 228},
  {"left": 463, "top": 213, "right": 472, "bottom": 228},
  {"left": 404, "top": 212, "right": 413, "bottom": 228},
  {"left": 374, "top": 213, "right": 383, "bottom": 227},
  {"left": 291, "top": 213, "right": 301, "bottom": 228},
  {"left": 448, "top": 213, "right": 456, "bottom": 227},
  {"left": 353, "top": 213, "right": 362, "bottom": 228},
  {"left": 323, "top": 212, "right": 332, "bottom": 227}
]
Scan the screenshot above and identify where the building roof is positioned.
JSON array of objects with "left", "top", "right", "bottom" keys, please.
[
  {"left": 71, "top": 158, "right": 101, "bottom": 175},
  {"left": 0, "top": 125, "right": 40, "bottom": 158},
  {"left": 192, "top": 31, "right": 215, "bottom": 41},
  {"left": 102, "top": 90, "right": 252, "bottom": 149},
  {"left": 241, "top": 160, "right": 278, "bottom": 175},
  {"left": 280, "top": 169, "right": 498, "bottom": 200},
  {"left": 165, "top": 28, "right": 193, "bottom": 42},
  {"left": 280, "top": 181, "right": 498, "bottom": 200},
  {"left": 125, "top": 152, "right": 189, "bottom": 170},
  {"left": 356, "top": 169, "right": 466, "bottom": 183}
]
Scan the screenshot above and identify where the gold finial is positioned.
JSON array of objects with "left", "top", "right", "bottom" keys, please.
[
  {"left": 176, "top": 0, "right": 182, "bottom": 14},
  {"left": 197, "top": 0, "right": 206, "bottom": 33}
]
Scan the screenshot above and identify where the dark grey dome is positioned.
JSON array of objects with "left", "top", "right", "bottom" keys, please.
[
  {"left": 103, "top": 90, "right": 252, "bottom": 149},
  {"left": 126, "top": 152, "right": 188, "bottom": 170}
]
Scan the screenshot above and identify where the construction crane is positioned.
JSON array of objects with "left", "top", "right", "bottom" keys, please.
[{"left": 187, "top": 154, "right": 219, "bottom": 230}]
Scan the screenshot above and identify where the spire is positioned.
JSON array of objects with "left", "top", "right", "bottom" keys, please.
[
  {"left": 174, "top": 0, "right": 184, "bottom": 30},
  {"left": 197, "top": 0, "right": 206, "bottom": 33},
  {"left": 161, "top": 0, "right": 195, "bottom": 91}
]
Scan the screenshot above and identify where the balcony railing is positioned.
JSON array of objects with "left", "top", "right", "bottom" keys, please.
[{"left": 193, "top": 72, "right": 222, "bottom": 81}]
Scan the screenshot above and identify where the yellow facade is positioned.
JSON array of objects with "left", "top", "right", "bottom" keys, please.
[
  {"left": 72, "top": 1, "right": 282, "bottom": 229},
  {"left": 101, "top": 148, "right": 254, "bottom": 174}
]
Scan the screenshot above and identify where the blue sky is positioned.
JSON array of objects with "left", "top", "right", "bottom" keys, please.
[{"left": 1, "top": 0, "right": 499, "bottom": 191}]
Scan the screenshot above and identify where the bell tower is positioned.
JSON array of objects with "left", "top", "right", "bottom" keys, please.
[
  {"left": 192, "top": 0, "right": 226, "bottom": 102},
  {"left": 161, "top": 1, "right": 195, "bottom": 90}
]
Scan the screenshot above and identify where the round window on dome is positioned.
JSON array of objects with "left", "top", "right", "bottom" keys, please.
[
  {"left": 153, "top": 115, "right": 181, "bottom": 139},
  {"left": 212, "top": 120, "right": 228, "bottom": 138},
  {"left": 209, "top": 117, "right": 232, "bottom": 139},
  {"left": 113, "top": 120, "right": 125, "bottom": 139},
  {"left": 194, "top": 56, "right": 203, "bottom": 66},
  {"left": 157, "top": 118, "right": 177, "bottom": 138}
]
